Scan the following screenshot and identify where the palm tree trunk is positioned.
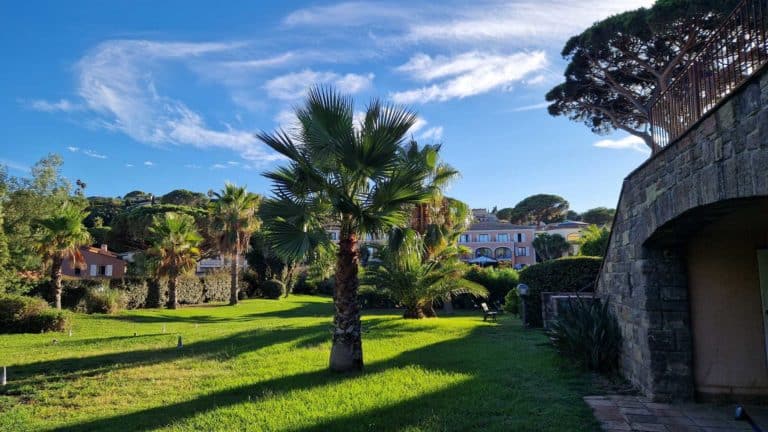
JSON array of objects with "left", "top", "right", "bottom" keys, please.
[
  {"left": 329, "top": 226, "right": 363, "bottom": 372},
  {"left": 229, "top": 248, "right": 239, "bottom": 305},
  {"left": 51, "top": 256, "right": 63, "bottom": 310},
  {"left": 168, "top": 276, "right": 179, "bottom": 309},
  {"left": 403, "top": 305, "right": 426, "bottom": 319}
]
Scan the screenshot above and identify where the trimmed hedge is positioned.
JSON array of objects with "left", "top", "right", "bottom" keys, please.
[
  {"left": 464, "top": 267, "right": 519, "bottom": 305},
  {"left": 111, "top": 278, "right": 151, "bottom": 309},
  {"left": 0, "top": 294, "right": 70, "bottom": 333},
  {"left": 80, "top": 288, "right": 124, "bottom": 314},
  {"left": 518, "top": 256, "right": 603, "bottom": 327}
]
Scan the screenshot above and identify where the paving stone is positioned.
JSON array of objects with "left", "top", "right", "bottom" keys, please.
[
  {"left": 631, "top": 422, "right": 669, "bottom": 431},
  {"left": 621, "top": 407, "right": 653, "bottom": 416},
  {"left": 601, "top": 420, "right": 632, "bottom": 431}
]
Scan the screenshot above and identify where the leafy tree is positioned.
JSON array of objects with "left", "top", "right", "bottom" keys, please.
[
  {"left": 123, "top": 190, "right": 154, "bottom": 206},
  {"left": 160, "top": 189, "right": 209, "bottom": 207},
  {"left": 258, "top": 87, "right": 435, "bottom": 372},
  {"left": 533, "top": 233, "right": 571, "bottom": 261},
  {"left": 211, "top": 183, "right": 261, "bottom": 305},
  {"left": 546, "top": 0, "right": 740, "bottom": 151},
  {"left": 580, "top": 207, "right": 615, "bottom": 226},
  {"left": 566, "top": 210, "right": 582, "bottom": 221},
  {"left": 508, "top": 194, "right": 569, "bottom": 225},
  {"left": 109, "top": 204, "right": 212, "bottom": 252},
  {"left": 366, "top": 228, "right": 487, "bottom": 319},
  {"left": 579, "top": 225, "right": 611, "bottom": 257},
  {"left": 84, "top": 196, "right": 124, "bottom": 227},
  {"left": 495, "top": 207, "right": 514, "bottom": 221},
  {"left": 35, "top": 202, "right": 92, "bottom": 309},
  {"left": 148, "top": 212, "right": 202, "bottom": 309}
]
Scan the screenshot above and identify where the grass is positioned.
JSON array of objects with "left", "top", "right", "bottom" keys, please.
[{"left": 0, "top": 295, "right": 599, "bottom": 431}]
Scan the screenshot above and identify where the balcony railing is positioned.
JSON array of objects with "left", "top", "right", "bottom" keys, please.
[{"left": 650, "top": 0, "right": 768, "bottom": 149}]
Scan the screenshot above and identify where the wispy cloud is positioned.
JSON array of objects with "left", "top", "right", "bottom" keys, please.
[
  {"left": 27, "top": 98, "right": 83, "bottom": 112},
  {"left": 67, "top": 146, "right": 80, "bottom": 152},
  {"left": 391, "top": 51, "right": 547, "bottom": 104},
  {"left": 72, "top": 39, "right": 283, "bottom": 163},
  {"left": 125, "top": 163, "right": 134, "bottom": 168},
  {"left": 211, "top": 163, "right": 227, "bottom": 169},
  {"left": 0, "top": 159, "right": 30, "bottom": 173},
  {"left": 419, "top": 126, "right": 444, "bottom": 141},
  {"left": 511, "top": 102, "right": 549, "bottom": 112},
  {"left": 83, "top": 149, "right": 107, "bottom": 159},
  {"left": 264, "top": 69, "right": 374, "bottom": 101},
  {"left": 283, "top": 2, "right": 412, "bottom": 27},
  {"left": 184, "top": 163, "right": 201, "bottom": 169},
  {"left": 144, "top": 160, "right": 154, "bottom": 166},
  {"left": 593, "top": 135, "right": 650, "bottom": 154}
]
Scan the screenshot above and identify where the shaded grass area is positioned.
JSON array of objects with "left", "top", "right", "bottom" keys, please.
[{"left": 0, "top": 296, "right": 598, "bottom": 431}]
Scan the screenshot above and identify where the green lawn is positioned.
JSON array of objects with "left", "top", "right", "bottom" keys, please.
[{"left": 0, "top": 295, "right": 598, "bottom": 431}]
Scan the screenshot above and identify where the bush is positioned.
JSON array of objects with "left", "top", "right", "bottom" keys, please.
[
  {"left": 464, "top": 267, "right": 519, "bottom": 304},
  {"left": 30, "top": 279, "right": 104, "bottom": 309},
  {"left": 547, "top": 297, "right": 621, "bottom": 372},
  {"left": 80, "top": 288, "right": 124, "bottom": 314},
  {"left": 518, "top": 256, "right": 603, "bottom": 327},
  {"left": 260, "top": 279, "right": 285, "bottom": 299},
  {"left": 0, "top": 294, "right": 70, "bottom": 333},
  {"left": 358, "top": 285, "right": 396, "bottom": 309},
  {"left": 175, "top": 275, "right": 204, "bottom": 304},
  {"left": 316, "top": 277, "right": 335, "bottom": 296},
  {"left": 202, "top": 271, "right": 230, "bottom": 302},
  {"left": 503, "top": 288, "right": 519, "bottom": 314},
  {"left": 110, "top": 278, "right": 149, "bottom": 309}
]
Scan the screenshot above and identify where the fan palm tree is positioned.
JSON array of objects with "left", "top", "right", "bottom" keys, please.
[
  {"left": 35, "top": 202, "right": 92, "bottom": 310},
  {"left": 258, "top": 86, "right": 436, "bottom": 372},
  {"left": 367, "top": 228, "right": 487, "bottom": 319},
  {"left": 148, "top": 212, "right": 202, "bottom": 309},
  {"left": 211, "top": 183, "right": 261, "bottom": 305}
]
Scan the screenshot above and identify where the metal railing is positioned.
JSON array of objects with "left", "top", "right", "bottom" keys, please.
[{"left": 650, "top": 0, "right": 768, "bottom": 149}]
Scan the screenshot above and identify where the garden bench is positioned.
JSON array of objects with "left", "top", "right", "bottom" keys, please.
[{"left": 481, "top": 302, "right": 497, "bottom": 322}]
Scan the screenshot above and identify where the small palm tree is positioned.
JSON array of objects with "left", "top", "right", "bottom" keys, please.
[
  {"left": 258, "top": 86, "right": 436, "bottom": 371},
  {"left": 35, "top": 202, "right": 92, "bottom": 310},
  {"left": 148, "top": 212, "right": 202, "bottom": 309},
  {"left": 211, "top": 183, "right": 261, "bottom": 305},
  {"left": 367, "top": 228, "right": 487, "bottom": 319}
]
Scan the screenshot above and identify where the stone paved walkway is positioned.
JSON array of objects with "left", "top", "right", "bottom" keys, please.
[{"left": 585, "top": 395, "right": 768, "bottom": 431}]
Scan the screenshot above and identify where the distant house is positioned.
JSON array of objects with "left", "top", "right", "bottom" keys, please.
[
  {"left": 536, "top": 220, "right": 590, "bottom": 256},
  {"left": 196, "top": 256, "right": 247, "bottom": 274},
  {"left": 458, "top": 209, "right": 537, "bottom": 267},
  {"left": 62, "top": 245, "right": 127, "bottom": 279}
]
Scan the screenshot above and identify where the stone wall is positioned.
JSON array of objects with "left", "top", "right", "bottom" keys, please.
[{"left": 598, "top": 65, "right": 768, "bottom": 401}]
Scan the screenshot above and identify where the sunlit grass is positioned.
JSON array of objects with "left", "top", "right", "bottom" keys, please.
[{"left": 0, "top": 295, "right": 598, "bottom": 431}]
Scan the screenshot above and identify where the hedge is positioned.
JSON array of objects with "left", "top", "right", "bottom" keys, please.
[
  {"left": 0, "top": 294, "right": 70, "bottom": 333},
  {"left": 518, "top": 256, "right": 603, "bottom": 327},
  {"left": 464, "top": 267, "right": 519, "bottom": 305}
]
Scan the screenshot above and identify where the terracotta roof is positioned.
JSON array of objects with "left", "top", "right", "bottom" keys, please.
[
  {"left": 539, "top": 220, "right": 589, "bottom": 230},
  {"left": 82, "top": 246, "right": 120, "bottom": 259}
]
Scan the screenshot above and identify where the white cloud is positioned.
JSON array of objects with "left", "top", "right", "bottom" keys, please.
[
  {"left": 264, "top": 70, "right": 374, "bottom": 101},
  {"left": 144, "top": 160, "right": 154, "bottom": 166},
  {"left": 408, "top": 117, "right": 428, "bottom": 135},
  {"left": 0, "top": 159, "right": 30, "bottom": 173},
  {"left": 28, "top": 98, "right": 82, "bottom": 112},
  {"left": 184, "top": 163, "right": 201, "bottom": 169},
  {"left": 511, "top": 102, "right": 549, "bottom": 112},
  {"left": 74, "top": 39, "right": 283, "bottom": 163},
  {"left": 125, "top": 163, "right": 134, "bottom": 168},
  {"left": 419, "top": 126, "right": 444, "bottom": 141},
  {"left": 211, "top": 163, "right": 227, "bottom": 169},
  {"left": 391, "top": 51, "right": 547, "bottom": 104},
  {"left": 593, "top": 135, "right": 650, "bottom": 153},
  {"left": 283, "top": 2, "right": 412, "bottom": 27},
  {"left": 83, "top": 149, "right": 107, "bottom": 159},
  {"left": 67, "top": 146, "right": 80, "bottom": 152}
]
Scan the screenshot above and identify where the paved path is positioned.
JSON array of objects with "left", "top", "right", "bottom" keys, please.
[{"left": 585, "top": 395, "right": 768, "bottom": 431}]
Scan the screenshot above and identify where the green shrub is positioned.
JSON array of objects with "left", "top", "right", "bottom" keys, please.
[
  {"left": 547, "top": 297, "right": 620, "bottom": 372},
  {"left": 292, "top": 272, "right": 318, "bottom": 295},
  {"left": 81, "top": 288, "right": 124, "bottom": 314},
  {"left": 358, "top": 285, "right": 396, "bottom": 309},
  {"left": 175, "top": 275, "right": 204, "bottom": 304},
  {"left": 464, "top": 267, "right": 519, "bottom": 304},
  {"left": 316, "top": 277, "right": 334, "bottom": 296},
  {"left": 518, "top": 256, "right": 603, "bottom": 327},
  {"left": 260, "top": 279, "right": 285, "bottom": 299},
  {"left": 0, "top": 294, "right": 70, "bottom": 333},
  {"left": 202, "top": 271, "right": 230, "bottom": 302},
  {"left": 110, "top": 278, "right": 149, "bottom": 309},
  {"left": 503, "top": 288, "right": 519, "bottom": 314}
]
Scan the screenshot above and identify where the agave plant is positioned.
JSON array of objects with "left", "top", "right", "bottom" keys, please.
[
  {"left": 366, "top": 228, "right": 487, "bottom": 319},
  {"left": 547, "top": 296, "right": 621, "bottom": 372}
]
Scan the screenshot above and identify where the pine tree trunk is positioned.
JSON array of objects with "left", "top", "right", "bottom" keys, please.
[
  {"left": 329, "top": 225, "right": 363, "bottom": 372},
  {"left": 168, "top": 276, "right": 179, "bottom": 309},
  {"left": 229, "top": 248, "right": 239, "bottom": 305},
  {"left": 51, "top": 256, "right": 63, "bottom": 310}
]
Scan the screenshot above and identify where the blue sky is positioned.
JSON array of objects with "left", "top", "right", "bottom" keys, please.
[{"left": 1, "top": 0, "right": 653, "bottom": 212}]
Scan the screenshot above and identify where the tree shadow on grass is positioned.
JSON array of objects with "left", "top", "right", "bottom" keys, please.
[{"left": 48, "top": 318, "right": 598, "bottom": 432}]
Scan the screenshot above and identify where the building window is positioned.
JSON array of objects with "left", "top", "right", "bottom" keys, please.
[
  {"left": 496, "top": 233, "right": 509, "bottom": 242},
  {"left": 475, "top": 247, "right": 493, "bottom": 258},
  {"left": 516, "top": 247, "right": 529, "bottom": 257},
  {"left": 459, "top": 234, "right": 470, "bottom": 243},
  {"left": 74, "top": 268, "right": 81, "bottom": 276},
  {"left": 328, "top": 231, "right": 338, "bottom": 241},
  {"left": 477, "top": 234, "right": 490, "bottom": 242},
  {"left": 515, "top": 233, "right": 526, "bottom": 242},
  {"left": 494, "top": 247, "right": 512, "bottom": 259},
  {"left": 98, "top": 265, "right": 107, "bottom": 276}
]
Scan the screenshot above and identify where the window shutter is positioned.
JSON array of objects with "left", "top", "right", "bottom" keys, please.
[
  {"left": 106, "top": 265, "right": 113, "bottom": 276},
  {"left": 90, "top": 264, "right": 97, "bottom": 276}
]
